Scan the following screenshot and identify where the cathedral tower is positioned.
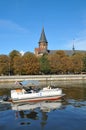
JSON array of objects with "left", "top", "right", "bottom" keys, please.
[
  {"left": 35, "top": 28, "right": 48, "bottom": 56},
  {"left": 39, "top": 27, "right": 48, "bottom": 51}
]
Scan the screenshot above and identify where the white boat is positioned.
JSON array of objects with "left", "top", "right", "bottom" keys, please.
[{"left": 3, "top": 80, "right": 65, "bottom": 104}]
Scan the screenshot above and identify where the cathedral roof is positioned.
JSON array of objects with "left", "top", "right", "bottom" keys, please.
[
  {"left": 49, "top": 50, "right": 86, "bottom": 56},
  {"left": 39, "top": 27, "right": 48, "bottom": 43}
]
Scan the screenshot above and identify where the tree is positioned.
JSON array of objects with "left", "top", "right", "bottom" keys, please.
[
  {"left": 48, "top": 50, "right": 69, "bottom": 74},
  {"left": 22, "top": 52, "right": 40, "bottom": 75},
  {"left": 9, "top": 50, "right": 21, "bottom": 75},
  {"left": 82, "top": 54, "right": 86, "bottom": 72},
  {"left": 71, "top": 53, "right": 84, "bottom": 74},
  {"left": 48, "top": 53, "right": 60, "bottom": 74},
  {"left": 60, "top": 56, "right": 72, "bottom": 74},
  {"left": 9, "top": 50, "right": 21, "bottom": 59},
  {"left": 39, "top": 55, "right": 51, "bottom": 74},
  {"left": 13, "top": 56, "right": 23, "bottom": 75},
  {"left": 0, "top": 55, "right": 10, "bottom": 75}
]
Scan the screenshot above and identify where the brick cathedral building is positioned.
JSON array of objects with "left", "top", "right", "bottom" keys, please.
[
  {"left": 35, "top": 27, "right": 49, "bottom": 56},
  {"left": 34, "top": 28, "right": 86, "bottom": 56}
]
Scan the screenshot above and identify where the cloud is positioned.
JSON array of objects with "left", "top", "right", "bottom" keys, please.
[
  {"left": 0, "top": 19, "right": 29, "bottom": 33},
  {"left": 20, "top": 50, "right": 25, "bottom": 56}
]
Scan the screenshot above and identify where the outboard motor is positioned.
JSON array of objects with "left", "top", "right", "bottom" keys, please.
[{"left": 2, "top": 95, "right": 9, "bottom": 101}]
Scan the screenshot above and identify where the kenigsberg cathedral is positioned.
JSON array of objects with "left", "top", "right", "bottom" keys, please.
[{"left": 34, "top": 28, "right": 86, "bottom": 56}]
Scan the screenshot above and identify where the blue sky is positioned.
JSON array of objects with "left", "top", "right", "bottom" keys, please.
[{"left": 0, "top": 0, "right": 86, "bottom": 55}]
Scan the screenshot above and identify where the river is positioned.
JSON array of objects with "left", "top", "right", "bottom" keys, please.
[{"left": 0, "top": 80, "right": 86, "bottom": 130}]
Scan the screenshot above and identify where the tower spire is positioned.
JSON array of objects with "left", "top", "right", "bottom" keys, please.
[
  {"left": 72, "top": 39, "right": 75, "bottom": 54},
  {"left": 72, "top": 44, "right": 75, "bottom": 51},
  {"left": 39, "top": 27, "right": 48, "bottom": 43},
  {"left": 72, "top": 39, "right": 75, "bottom": 50}
]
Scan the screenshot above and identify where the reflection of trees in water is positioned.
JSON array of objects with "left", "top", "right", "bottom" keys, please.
[
  {"left": 0, "top": 88, "right": 10, "bottom": 96},
  {"left": 83, "top": 87, "right": 86, "bottom": 100},
  {"left": 40, "top": 111, "right": 48, "bottom": 129},
  {"left": 16, "top": 109, "right": 48, "bottom": 128},
  {"left": 19, "top": 110, "right": 38, "bottom": 120},
  {"left": 63, "top": 87, "right": 86, "bottom": 100}
]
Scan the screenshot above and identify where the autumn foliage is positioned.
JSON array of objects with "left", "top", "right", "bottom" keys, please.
[{"left": 0, "top": 50, "right": 86, "bottom": 75}]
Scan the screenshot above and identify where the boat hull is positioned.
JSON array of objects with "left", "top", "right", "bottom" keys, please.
[{"left": 11, "top": 94, "right": 65, "bottom": 104}]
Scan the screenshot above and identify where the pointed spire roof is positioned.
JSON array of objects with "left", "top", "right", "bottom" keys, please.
[
  {"left": 72, "top": 39, "right": 75, "bottom": 51},
  {"left": 39, "top": 27, "right": 48, "bottom": 43},
  {"left": 72, "top": 44, "right": 75, "bottom": 51}
]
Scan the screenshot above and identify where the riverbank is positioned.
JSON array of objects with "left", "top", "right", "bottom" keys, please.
[
  {"left": 0, "top": 75, "right": 86, "bottom": 88},
  {"left": 0, "top": 74, "right": 86, "bottom": 82}
]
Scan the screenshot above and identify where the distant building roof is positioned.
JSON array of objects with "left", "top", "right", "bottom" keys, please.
[
  {"left": 65, "top": 50, "right": 86, "bottom": 56},
  {"left": 49, "top": 50, "right": 86, "bottom": 56}
]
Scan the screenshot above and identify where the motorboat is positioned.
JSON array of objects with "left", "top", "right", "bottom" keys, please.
[
  {"left": 2, "top": 80, "right": 65, "bottom": 104},
  {"left": 10, "top": 87, "right": 65, "bottom": 104}
]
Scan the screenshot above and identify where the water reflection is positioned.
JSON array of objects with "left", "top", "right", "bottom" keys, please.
[
  {"left": 0, "top": 82, "right": 86, "bottom": 130},
  {"left": 63, "top": 87, "right": 86, "bottom": 101},
  {"left": 0, "top": 101, "right": 11, "bottom": 111},
  {"left": 12, "top": 101, "right": 62, "bottom": 112},
  {"left": 67, "top": 99, "right": 86, "bottom": 108},
  {"left": 12, "top": 101, "right": 62, "bottom": 127},
  {"left": 10, "top": 99, "right": 86, "bottom": 128},
  {"left": 0, "top": 99, "right": 86, "bottom": 130},
  {"left": 18, "top": 110, "right": 38, "bottom": 126},
  {"left": 0, "top": 100, "right": 63, "bottom": 130}
]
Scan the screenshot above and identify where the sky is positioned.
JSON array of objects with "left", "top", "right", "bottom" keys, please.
[{"left": 0, "top": 0, "right": 86, "bottom": 55}]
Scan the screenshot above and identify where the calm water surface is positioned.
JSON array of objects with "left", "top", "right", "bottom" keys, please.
[{"left": 0, "top": 81, "right": 86, "bottom": 130}]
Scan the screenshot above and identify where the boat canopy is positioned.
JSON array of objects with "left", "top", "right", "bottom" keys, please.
[{"left": 15, "top": 80, "right": 39, "bottom": 87}]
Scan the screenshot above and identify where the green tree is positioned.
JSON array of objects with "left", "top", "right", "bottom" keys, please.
[{"left": 39, "top": 55, "right": 51, "bottom": 74}]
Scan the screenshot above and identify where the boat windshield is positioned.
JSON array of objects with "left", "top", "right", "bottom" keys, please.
[{"left": 18, "top": 80, "right": 39, "bottom": 86}]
